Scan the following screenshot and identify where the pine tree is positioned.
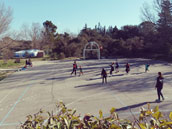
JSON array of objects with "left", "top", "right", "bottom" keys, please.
[
  {"left": 157, "top": 0, "right": 172, "bottom": 55},
  {"left": 157, "top": 0, "right": 172, "bottom": 33}
]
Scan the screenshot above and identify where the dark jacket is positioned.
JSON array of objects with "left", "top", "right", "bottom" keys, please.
[
  {"left": 73, "top": 63, "right": 77, "bottom": 69},
  {"left": 110, "top": 65, "right": 114, "bottom": 71},
  {"left": 116, "top": 62, "right": 119, "bottom": 68},
  {"left": 156, "top": 76, "right": 164, "bottom": 89},
  {"left": 101, "top": 69, "right": 107, "bottom": 77},
  {"left": 126, "top": 64, "right": 130, "bottom": 69}
]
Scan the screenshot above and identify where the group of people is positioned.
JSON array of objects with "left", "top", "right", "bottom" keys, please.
[
  {"left": 71, "top": 61, "right": 83, "bottom": 76},
  {"left": 71, "top": 61, "right": 151, "bottom": 84},
  {"left": 20, "top": 58, "right": 33, "bottom": 71},
  {"left": 25, "top": 58, "right": 32, "bottom": 67},
  {"left": 71, "top": 60, "right": 164, "bottom": 102},
  {"left": 109, "top": 62, "right": 119, "bottom": 76},
  {"left": 102, "top": 62, "right": 164, "bottom": 102},
  {"left": 101, "top": 62, "right": 130, "bottom": 84}
]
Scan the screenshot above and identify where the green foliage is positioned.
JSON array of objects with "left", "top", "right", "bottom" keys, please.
[
  {"left": 20, "top": 102, "right": 172, "bottom": 129},
  {"left": 43, "top": 20, "right": 57, "bottom": 36},
  {"left": 40, "top": 13, "right": 172, "bottom": 60}
]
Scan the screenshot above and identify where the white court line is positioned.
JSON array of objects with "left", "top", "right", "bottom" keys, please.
[
  {"left": 0, "top": 85, "right": 30, "bottom": 126},
  {"left": 0, "top": 89, "right": 15, "bottom": 104},
  {"left": 0, "top": 122, "right": 19, "bottom": 126},
  {"left": 66, "top": 92, "right": 106, "bottom": 107},
  {"left": 113, "top": 94, "right": 126, "bottom": 106}
]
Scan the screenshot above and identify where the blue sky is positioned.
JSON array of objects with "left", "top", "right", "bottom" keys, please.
[{"left": 1, "top": 0, "right": 153, "bottom": 34}]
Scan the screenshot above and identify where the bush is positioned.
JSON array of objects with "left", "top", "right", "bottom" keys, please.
[
  {"left": 58, "top": 52, "right": 66, "bottom": 59},
  {"left": 20, "top": 102, "right": 172, "bottom": 129}
]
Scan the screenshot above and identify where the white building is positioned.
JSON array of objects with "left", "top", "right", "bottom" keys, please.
[{"left": 14, "top": 49, "right": 44, "bottom": 58}]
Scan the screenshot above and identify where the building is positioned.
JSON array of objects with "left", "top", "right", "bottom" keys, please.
[{"left": 14, "top": 49, "right": 44, "bottom": 58}]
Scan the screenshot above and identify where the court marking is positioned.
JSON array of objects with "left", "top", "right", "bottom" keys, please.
[
  {"left": 66, "top": 92, "right": 106, "bottom": 107},
  {"left": 0, "top": 85, "right": 31, "bottom": 126},
  {"left": 0, "top": 122, "right": 19, "bottom": 126},
  {"left": 0, "top": 89, "right": 15, "bottom": 104}
]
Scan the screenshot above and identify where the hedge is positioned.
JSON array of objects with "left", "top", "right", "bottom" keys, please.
[{"left": 20, "top": 102, "right": 172, "bottom": 129}]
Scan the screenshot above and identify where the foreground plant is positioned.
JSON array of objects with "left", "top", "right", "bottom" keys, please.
[{"left": 20, "top": 102, "right": 172, "bottom": 129}]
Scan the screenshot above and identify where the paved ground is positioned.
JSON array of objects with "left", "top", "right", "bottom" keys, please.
[{"left": 0, "top": 58, "right": 172, "bottom": 129}]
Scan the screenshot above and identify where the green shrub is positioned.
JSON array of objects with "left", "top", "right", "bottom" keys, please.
[{"left": 20, "top": 102, "right": 172, "bottom": 129}]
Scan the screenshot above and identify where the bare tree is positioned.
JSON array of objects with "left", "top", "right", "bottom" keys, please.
[
  {"left": 141, "top": 2, "right": 156, "bottom": 23},
  {"left": 0, "top": 3, "right": 13, "bottom": 37},
  {"left": 0, "top": 37, "right": 15, "bottom": 62},
  {"left": 153, "top": 0, "right": 163, "bottom": 13},
  {"left": 17, "top": 23, "right": 31, "bottom": 40},
  {"left": 0, "top": 3, "right": 13, "bottom": 61},
  {"left": 141, "top": 0, "right": 172, "bottom": 23},
  {"left": 29, "top": 23, "right": 43, "bottom": 49}
]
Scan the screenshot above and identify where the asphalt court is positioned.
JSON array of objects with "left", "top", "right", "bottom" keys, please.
[{"left": 0, "top": 59, "right": 172, "bottom": 128}]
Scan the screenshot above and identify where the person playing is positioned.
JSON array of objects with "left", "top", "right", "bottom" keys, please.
[
  {"left": 79, "top": 66, "right": 83, "bottom": 76},
  {"left": 155, "top": 72, "right": 164, "bottom": 102},
  {"left": 28, "top": 58, "right": 32, "bottom": 67},
  {"left": 19, "top": 65, "right": 27, "bottom": 71},
  {"left": 71, "top": 61, "right": 77, "bottom": 76},
  {"left": 101, "top": 68, "right": 107, "bottom": 84},
  {"left": 145, "top": 64, "right": 150, "bottom": 72},
  {"left": 115, "top": 61, "right": 119, "bottom": 73},
  {"left": 125, "top": 63, "right": 130, "bottom": 74},
  {"left": 25, "top": 59, "right": 28, "bottom": 66},
  {"left": 109, "top": 62, "right": 114, "bottom": 76}
]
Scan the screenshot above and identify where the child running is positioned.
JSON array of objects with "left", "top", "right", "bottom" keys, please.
[
  {"left": 28, "top": 58, "right": 32, "bottom": 67},
  {"left": 71, "top": 61, "right": 78, "bottom": 76},
  {"left": 125, "top": 63, "right": 130, "bottom": 74},
  {"left": 115, "top": 61, "right": 119, "bottom": 73},
  {"left": 109, "top": 62, "right": 114, "bottom": 77},
  {"left": 79, "top": 66, "right": 83, "bottom": 76},
  {"left": 101, "top": 68, "right": 107, "bottom": 84},
  {"left": 145, "top": 63, "right": 150, "bottom": 72}
]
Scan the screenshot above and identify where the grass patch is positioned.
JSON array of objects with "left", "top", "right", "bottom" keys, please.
[
  {"left": 0, "top": 57, "right": 50, "bottom": 81},
  {"left": 0, "top": 58, "right": 42, "bottom": 81},
  {"left": 0, "top": 59, "right": 24, "bottom": 81},
  {"left": 0, "top": 57, "right": 50, "bottom": 69},
  {"left": 0, "top": 59, "right": 25, "bottom": 69}
]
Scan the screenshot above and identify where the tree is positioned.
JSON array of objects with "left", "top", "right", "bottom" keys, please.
[
  {"left": 0, "top": 3, "right": 13, "bottom": 38},
  {"left": 141, "top": 0, "right": 172, "bottom": 56},
  {"left": 157, "top": 0, "right": 172, "bottom": 33},
  {"left": 43, "top": 20, "right": 57, "bottom": 36},
  {"left": 0, "top": 37, "right": 15, "bottom": 62},
  {"left": 141, "top": 2, "right": 156, "bottom": 23},
  {"left": 106, "top": 26, "right": 119, "bottom": 39},
  {"left": 29, "top": 23, "right": 43, "bottom": 49},
  {"left": 17, "top": 23, "right": 31, "bottom": 40},
  {"left": 118, "top": 25, "right": 140, "bottom": 40},
  {"left": 156, "top": 0, "right": 172, "bottom": 55},
  {"left": 139, "top": 21, "right": 157, "bottom": 36},
  {"left": 0, "top": 3, "right": 13, "bottom": 61},
  {"left": 42, "top": 20, "right": 57, "bottom": 54}
]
